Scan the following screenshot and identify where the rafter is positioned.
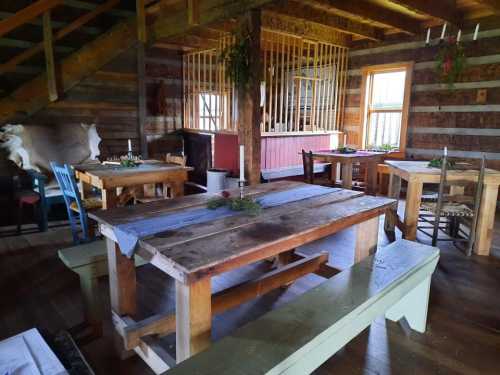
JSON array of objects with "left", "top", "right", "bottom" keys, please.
[
  {"left": 0, "top": 0, "right": 62, "bottom": 38},
  {"left": 308, "top": 0, "right": 421, "bottom": 35},
  {"left": 475, "top": 0, "right": 500, "bottom": 15},
  {"left": 387, "top": 0, "right": 461, "bottom": 25},
  {"left": 261, "top": 10, "right": 350, "bottom": 46},
  {"left": 267, "top": 1, "right": 384, "bottom": 41}
]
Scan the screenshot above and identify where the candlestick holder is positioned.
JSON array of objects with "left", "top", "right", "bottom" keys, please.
[{"left": 238, "top": 180, "right": 245, "bottom": 199}]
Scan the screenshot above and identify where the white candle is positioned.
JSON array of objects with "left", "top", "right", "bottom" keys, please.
[
  {"left": 425, "top": 28, "right": 431, "bottom": 44},
  {"left": 473, "top": 23, "right": 480, "bottom": 41},
  {"left": 128, "top": 139, "right": 132, "bottom": 152},
  {"left": 239, "top": 145, "right": 245, "bottom": 182},
  {"left": 440, "top": 23, "right": 447, "bottom": 40},
  {"left": 343, "top": 134, "right": 347, "bottom": 146},
  {"left": 457, "top": 29, "right": 461, "bottom": 43},
  {"left": 444, "top": 147, "right": 448, "bottom": 157}
]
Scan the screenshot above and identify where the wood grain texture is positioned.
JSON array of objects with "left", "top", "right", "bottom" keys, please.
[{"left": 164, "top": 240, "right": 440, "bottom": 375}]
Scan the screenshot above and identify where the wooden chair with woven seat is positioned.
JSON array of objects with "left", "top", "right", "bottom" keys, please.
[
  {"left": 417, "top": 152, "right": 485, "bottom": 256},
  {"left": 50, "top": 162, "right": 102, "bottom": 245},
  {"left": 302, "top": 150, "right": 333, "bottom": 186}
]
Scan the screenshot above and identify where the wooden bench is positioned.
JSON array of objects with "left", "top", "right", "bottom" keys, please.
[
  {"left": 164, "top": 239, "right": 439, "bottom": 375},
  {"left": 262, "top": 163, "right": 330, "bottom": 182},
  {"left": 58, "top": 240, "right": 147, "bottom": 337}
]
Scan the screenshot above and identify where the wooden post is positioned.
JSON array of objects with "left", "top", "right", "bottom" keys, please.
[
  {"left": 187, "top": 0, "right": 200, "bottom": 25},
  {"left": 136, "top": 0, "right": 146, "bottom": 43},
  {"left": 175, "top": 277, "right": 212, "bottom": 363},
  {"left": 137, "top": 43, "right": 148, "bottom": 158},
  {"left": 42, "top": 11, "right": 58, "bottom": 101},
  {"left": 237, "top": 9, "right": 262, "bottom": 186}
]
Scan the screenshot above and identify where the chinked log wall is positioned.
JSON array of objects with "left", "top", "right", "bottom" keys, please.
[
  {"left": 344, "top": 25, "right": 500, "bottom": 170},
  {"left": 24, "top": 45, "right": 182, "bottom": 159}
]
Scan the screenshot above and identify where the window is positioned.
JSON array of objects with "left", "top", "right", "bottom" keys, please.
[
  {"left": 198, "top": 93, "right": 221, "bottom": 131},
  {"left": 361, "top": 63, "right": 413, "bottom": 153}
]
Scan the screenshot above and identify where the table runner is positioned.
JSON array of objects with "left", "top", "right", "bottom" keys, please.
[{"left": 114, "top": 185, "right": 336, "bottom": 257}]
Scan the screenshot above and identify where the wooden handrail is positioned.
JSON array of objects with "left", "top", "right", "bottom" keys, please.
[
  {"left": 0, "top": 0, "right": 120, "bottom": 75},
  {"left": 0, "top": 0, "right": 63, "bottom": 38}
]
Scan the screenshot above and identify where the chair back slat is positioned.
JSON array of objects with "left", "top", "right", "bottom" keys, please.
[
  {"left": 50, "top": 162, "right": 90, "bottom": 244},
  {"left": 302, "top": 150, "right": 314, "bottom": 184}
]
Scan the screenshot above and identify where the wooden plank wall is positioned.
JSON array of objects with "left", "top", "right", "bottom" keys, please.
[
  {"left": 344, "top": 24, "right": 500, "bottom": 169},
  {"left": 21, "top": 45, "right": 183, "bottom": 160}
]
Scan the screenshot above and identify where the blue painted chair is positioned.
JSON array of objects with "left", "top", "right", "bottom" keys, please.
[{"left": 50, "top": 162, "right": 102, "bottom": 244}]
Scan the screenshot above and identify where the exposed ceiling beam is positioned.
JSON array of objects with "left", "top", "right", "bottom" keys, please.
[
  {"left": 0, "top": 0, "right": 63, "bottom": 38},
  {"left": 308, "top": 0, "right": 422, "bottom": 35},
  {"left": 475, "top": 0, "right": 500, "bottom": 15},
  {"left": 261, "top": 10, "right": 350, "bottom": 46},
  {"left": 387, "top": 0, "right": 461, "bottom": 25},
  {"left": 266, "top": 1, "right": 384, "bottom": 41},
  {"left": 63, "top": 0, "right": 134, "bottom": 17}
]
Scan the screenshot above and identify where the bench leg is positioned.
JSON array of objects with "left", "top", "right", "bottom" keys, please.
[
  {"left": 355, "top": 216, "right": 379, "bottom": 263},
  {"left": 78, "top": 272, "right": 103, "bottom": 337},
  {"left": 385, "top": 276, "right": 431, "bottom": 333}
]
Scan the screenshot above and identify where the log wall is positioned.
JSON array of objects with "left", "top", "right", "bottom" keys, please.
[{"left": 344, "top": 25, "right": 500, "bottom": 169}]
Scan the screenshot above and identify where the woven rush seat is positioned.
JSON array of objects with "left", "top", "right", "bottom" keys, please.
[
  {"left": 421, "top": 201, "right": 474, "bottom": 217},
  {"left": 70, "top": 197, "right": 102, "bottom": 212}
]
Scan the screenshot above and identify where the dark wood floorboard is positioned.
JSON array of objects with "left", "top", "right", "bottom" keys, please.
[{"left": 1, "top": 209, "right": 499, "bottom": 375}]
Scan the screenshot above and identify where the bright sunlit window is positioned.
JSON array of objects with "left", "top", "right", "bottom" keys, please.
[{"left": 361, "top": 63, "right": 413, "bottom": 152}]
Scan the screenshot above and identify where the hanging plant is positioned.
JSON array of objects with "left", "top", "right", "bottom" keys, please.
[
  {"left": 435, "top": 36, "right": 466, "bottom": 88},
  {"left": 218, "top": 28, "right": 252, "bottom": 90}
]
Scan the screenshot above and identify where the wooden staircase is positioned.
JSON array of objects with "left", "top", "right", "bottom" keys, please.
[{"left": 0, "top": 0, "right": 275, "bottom": 124}]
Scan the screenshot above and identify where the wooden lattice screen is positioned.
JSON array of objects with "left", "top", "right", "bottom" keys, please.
[{"left": 183, "top": 30, "right": 348, "bottom": 134}]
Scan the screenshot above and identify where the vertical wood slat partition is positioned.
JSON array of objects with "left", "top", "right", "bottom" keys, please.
[{"left": 183, "top": 30, "right": 347, "bottom": 134}]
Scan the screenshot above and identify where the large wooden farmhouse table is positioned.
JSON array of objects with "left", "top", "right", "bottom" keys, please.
[
  {"left": 383, "top": 160, "right": 500, "bottom": 256},
  {"left": 311, "top": 150, "right": 386, "bottom": 195},
  {"left": 90, "top": 181, "right": 395, "bottom": 372},
  {"left": 73, "top": 162, "right": 193, "bottom": 209}
]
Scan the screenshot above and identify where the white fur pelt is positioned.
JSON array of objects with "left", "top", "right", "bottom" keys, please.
[{"left": 0, "top": 123, "right": 102, "bottom": 176}]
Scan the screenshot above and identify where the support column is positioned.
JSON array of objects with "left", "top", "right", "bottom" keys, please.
[{"left": 237, "top": 9, "right": 262, "bottom": 186}]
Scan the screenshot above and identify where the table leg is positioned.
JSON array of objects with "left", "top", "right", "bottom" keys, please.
[
  {"left": 341, "top": 162, "right": 353, "bottom": 190},
  {"left": 404, "top": 178, "right": 423, "bottom": 241},
  {"left": 170, "top": 181, "right": 185, "bottom": 198},
  {"left": 366, "top": 160, "right": 378, "bottom": 196},
  {"left": 106, "top": 239, "right": 136, "bottom": 315},
  {"left": 79, "top": 181, "right": 93, "bottom": 200},
  {"left": 176, "top": 277, "right": 212, "bottom": 363},
  {"left": 384, "top": 173, "right": 401, "bottom": 241},
  {"left": 102, "top": 188, "right": 118, "bottom": 209},
  {"left": 329, "top": 162, "right": 337, "bottom": 185},
  {"left": 473, "top": 184, "right": 499, "bottom": 256},
  {"left": 355, "top": 216, "right": 379, "bottom": 262}
]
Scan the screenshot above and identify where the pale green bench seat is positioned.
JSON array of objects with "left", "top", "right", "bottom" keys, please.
[
  {"left": 58, "top": 239, "right": 147, "bottom": 337},
  {"left": 165, "top": 239, "right": 439, "bottom": 375}
]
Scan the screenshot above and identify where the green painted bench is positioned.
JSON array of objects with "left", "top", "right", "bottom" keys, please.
[
  {"left": 164, "top": 239, "right": 439, "bottom": 375},
  {"left": 58, "top": 239, "right": 147, "bottom": 337}
]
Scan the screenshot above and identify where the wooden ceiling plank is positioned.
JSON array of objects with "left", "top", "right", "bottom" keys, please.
[
  {"left": 475, "top": 0, "right": 500, "bottom": 14},
  {"left": 43, "top": 11, "right": 58, "bottom": 101},
  {"left": 309, "top": 0, "right": 422, "bottom": 35},
  {"left": 0, "top": 0, "right": 63, "bottom": 38},
  {"left": 261, "top": 10, "right": 350, "bottom": 46},
  {"left": 0, "top": 0, "right": 120, "bottom": 75},
  {"left": 63, "top": 0, "right": 135, "bottom": 18},
  {"left": 267, "top": 1, "right": 384, "bottom": 41},
  {"left": 387, "top": 0, "right": 461, "bottom": 25}
]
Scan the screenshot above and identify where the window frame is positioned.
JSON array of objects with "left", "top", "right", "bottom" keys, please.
[{"left": 359, "top": 62, "right": 413, "bottom": 158}]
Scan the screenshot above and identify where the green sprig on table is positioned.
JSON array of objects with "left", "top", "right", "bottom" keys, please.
[
  {"left": 120, "top": 159, "right": 138, "bottom": 168},
  {"left": 336, "top": 147, "right": 357, "bottom": 154},
  {"left": 207, "top": 196, "right": 262, "bottom": 216},
  {"left": 427, "top": 158, "right": 456, "bottom": 169}
]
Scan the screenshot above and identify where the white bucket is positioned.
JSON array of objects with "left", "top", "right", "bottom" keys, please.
[{"left": 207, "top": 169, "right": 228, "bottom": 193}]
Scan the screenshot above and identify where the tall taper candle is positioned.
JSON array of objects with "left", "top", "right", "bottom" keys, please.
[
  {"left": 457, "top": 29, "right": 461, "bottom": 43},
  {"left": 440, "top": 23, "right": 447, "bottom": 40},
  {"left": 128, "top": 139, "right": 132, "bottom": 152},
  {"left": 444, "top": 146, "right": 448, "bottom": 157},
  {"left": 425, "top": 28, "right": 431, "bottom": 45},
  {"left": 473, "top": 23, "right": 479, "bottom": 41},
  {"left": 343, "top": 134, "right": 347, "bottom": 146},
  {"left": 239, "top": 145, "right": 245, "bottom": 182}
]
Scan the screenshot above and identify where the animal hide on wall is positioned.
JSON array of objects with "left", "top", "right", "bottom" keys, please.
[{"left": 0, "top": 123, "right": 101, "bottom": 177}]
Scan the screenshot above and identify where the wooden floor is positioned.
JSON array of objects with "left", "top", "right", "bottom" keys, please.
[{"left": 1, "top": 210, "right": 500, "bottom": 374}]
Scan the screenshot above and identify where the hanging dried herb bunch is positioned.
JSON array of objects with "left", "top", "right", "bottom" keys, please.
[
  {"left": 219, "top": 27, "right": 252, "bottom": 90},
  {"left": 435, "top": 36, "right": 466, "bottom": 88}
]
